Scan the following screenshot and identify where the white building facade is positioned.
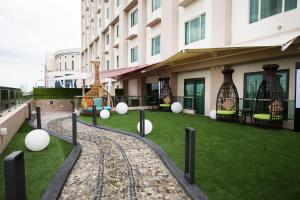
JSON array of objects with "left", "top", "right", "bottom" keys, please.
[
  {"left": 81, "top": 0, "right": 300, "bottom": 121},
  {"left": 45, "top": 48, "right": 81, "bottom": 88}
]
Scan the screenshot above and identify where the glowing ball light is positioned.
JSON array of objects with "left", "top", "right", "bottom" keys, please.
[
  {"left": 100, "top": 109, "right": 110, "bottom": 119},
  {"left": 137, "top": 119, "right": 153, "bottom": 135},
  {"left": 116, "top": 102, "right": 128, "bottom": 114},
  {"left": 210, "top": 110, "right": 217, "bottom": 120},
  {"left": 25, "top": 130, "right": 50, "bottom": 151},
  {"left": 171, "top": 102, "right": 183, "bottom": 113}
]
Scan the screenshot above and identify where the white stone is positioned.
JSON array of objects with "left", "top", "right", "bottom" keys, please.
[
  {"left": 116, "top": 102, "right": 128, "bottom": 115},
  {"left": 137, "top": 119, "right": 153, "bottom": 135},
  {"left": 210, "top": 110, "right": 217, "bottom": 120},
  {"left": 171, "top": 102, "right": 183, "bottom": 113},
  {"left": 100, "top": 109, "right": 110, "bottom": 119},
  {"left": 25, "top": 129, "right": 50, "bottom": 151}
]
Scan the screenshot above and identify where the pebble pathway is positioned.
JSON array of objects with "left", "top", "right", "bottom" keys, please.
[{"left": 40, "top": 112, "right": 190, "bottom": 200}]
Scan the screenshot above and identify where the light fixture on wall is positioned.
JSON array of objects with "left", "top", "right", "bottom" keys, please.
[{"left": 0, "top": 128, "right": 7, "bottom": 136}]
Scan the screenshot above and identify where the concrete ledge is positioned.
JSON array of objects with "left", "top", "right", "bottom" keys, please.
[
  {"left": 29, "top": 121, "right": 82, "bottom": 200},
  {"left": 33, "top": 99, "right": 74, "bottom": 112},
  {"left": 78, "top": 119, "right": 208, "bottom": 200}
]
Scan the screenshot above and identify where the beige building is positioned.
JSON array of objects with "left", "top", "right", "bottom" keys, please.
[
  {"left": 45, "top": 48, "right": 81, "bottom": 88},
  {"left": 81, "top": 0, "right": 300, "bottom": 120}
]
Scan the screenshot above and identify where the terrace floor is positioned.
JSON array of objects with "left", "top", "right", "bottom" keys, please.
[{"left": 40, "top": 112, "right": 190, "bottom": 199}]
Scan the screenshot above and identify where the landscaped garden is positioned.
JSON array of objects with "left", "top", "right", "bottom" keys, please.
[
  {"left": 80, "top": 110, "right": 300, "bottom": 200},
  {"left": 0, "top": 122, "right": 72, "bottom": 200}
]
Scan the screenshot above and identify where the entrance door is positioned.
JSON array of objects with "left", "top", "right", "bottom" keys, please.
[{"left": 184, "top": 79, "right": 205, "bottom": 115}]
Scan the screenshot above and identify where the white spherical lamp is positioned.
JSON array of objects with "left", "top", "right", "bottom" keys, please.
[
  {"left": 25, "top": 130, "right": 50, "bottom": 151},
  {"left": 137, "top": 119, "right": 153, "bottom": 135},
  {"left": 210, "top": 110, "right": 217, "bottom": 120},
  {"left": 116, "top": 102, "right": 128, "bottom": 115},
  {"left": 100, "top": 109, "right": 110, "bottom": 119},
  {"left": 171, "top": 102, "right": 183, "bottom": 113}
]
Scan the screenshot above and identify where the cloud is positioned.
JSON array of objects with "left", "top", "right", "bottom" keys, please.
[{"left": 0, "top": 0, "right": 80, "bottom": 90}]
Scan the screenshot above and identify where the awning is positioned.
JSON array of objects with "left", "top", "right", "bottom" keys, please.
[
  {"left": 101, "top": 64, "right": 153, "bottom": 80},
  {"left": 143, "top": 34, "right": 300, "bottom": 73},
  {"left": 231, "top": 30, "right": 300, "bottom": 50},
  {"left": 47, "top": 64, "right": 153, "bottom": 81}
]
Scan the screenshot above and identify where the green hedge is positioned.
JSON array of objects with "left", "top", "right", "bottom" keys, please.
[{"left": 33, "top": 88, "right": 85, "bottom": 99}]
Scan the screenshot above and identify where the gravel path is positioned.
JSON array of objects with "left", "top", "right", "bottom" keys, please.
[{"left": 40, "top": 112, "right": 190, "bottom": 200}]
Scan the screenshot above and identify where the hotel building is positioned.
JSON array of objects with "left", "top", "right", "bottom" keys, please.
[
  {"left": 81, "top": 0, "right": 300, "bottom": 123},
  {"left": 45, "top": 48, "right": 81, "bottom": 88}
]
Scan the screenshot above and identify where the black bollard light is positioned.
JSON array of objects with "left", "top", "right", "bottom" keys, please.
[
  {"left": 4, "top": 151, "right": 26, "bottom": 200},
  {"left": 36, "top": 107, "right": 41, "bottom": 129},
  {"left": 184, "top": 127, "right": 196, "bottom": 184},
  {"left": 72, "top": 112, "right": 77, "bottom": 145},
  {"left": 139, "top": 110, "right": 145, "bottom": 137},
  {"left": 27, "top": 103, "right": 31, "bottom": 120},
  {"left": 92, "top": 105, "right": 97, "bottom": 126}
]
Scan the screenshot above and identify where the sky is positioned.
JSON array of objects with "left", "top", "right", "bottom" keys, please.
[{"left": 0, "top": 0, "right": 80, "bottom": 91}]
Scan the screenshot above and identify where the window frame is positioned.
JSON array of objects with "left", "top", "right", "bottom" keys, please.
[
  {"left": 130, "top": 9, "right": 138, "bottom": 27},
  {"left": 249, "top": 0, "right": 297, "bottom": 23},
  {"left": 184, "top": 13, "right": 206, "bottom": 45},
  {"left": 151, "top": 35, "right": 161, "bottom": 56},
  {"left": 130, "top": 46, "right": 138, "bottom": 63},
  {"left": 152, "top": 0, "right": 161, "bottom": 12}
]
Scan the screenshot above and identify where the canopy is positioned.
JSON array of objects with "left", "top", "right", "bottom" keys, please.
[
  {"left": 48, "top": 64, "right": 153, "bottom": 81},
  {"left": 143, "top": 34, "right": 300, "bottom": 73}
]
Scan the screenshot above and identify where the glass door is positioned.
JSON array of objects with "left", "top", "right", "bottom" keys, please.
[{"left": 184, "top": 79, "right": 205, "bottom": 115}]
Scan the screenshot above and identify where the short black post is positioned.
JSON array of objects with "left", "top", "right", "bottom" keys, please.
[
  {"left": 27, "top": 103, "right": 31, "bottom": 120},
  {"left": 71, "top": 100, "right": 75, "bottom": 112},
  {"left": 139, "top": 110, "right": 145, "bottom": 137},
  {"left": 184, "top": 127, "right": 196, "bottom": 184},
  {"left": 72, "top": 112, "right": 77, "bottom": 145},
  {"left": 4, "top": 151, "right": 26, "bottom": 200},
  {"left": 92, "top": 105, "right": 97, "bottom": 126},
  {"left": 36, "top": 107, "right": 41, "bottom": 129}
]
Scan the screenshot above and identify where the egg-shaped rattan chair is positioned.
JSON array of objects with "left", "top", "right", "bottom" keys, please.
[
  {"left": 252, "top": 64, "right": 284, "bottom": 129},
  {"left": 216, "top": 68, "right": 239, "bottom": 122}
]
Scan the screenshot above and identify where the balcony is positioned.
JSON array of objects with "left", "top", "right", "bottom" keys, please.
[
  {"left": 178, "top": 0, "right": 197, "bottom": 7},
  {"left": 146, "top": 17, "right": 161, "bottom": 28}
]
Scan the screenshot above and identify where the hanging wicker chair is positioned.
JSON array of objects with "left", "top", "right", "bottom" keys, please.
[
  {"left": 252, "top": 64, "right": 284, "bottom": 129},
  {"left": 81, "top": 61, "right": 113, "bottom": 115},
  {"left": 216, "top": 68, "right": 239, "bottom": 122},
  {"left": 159, "top": 77, "right": 173, "bottom": 110}
]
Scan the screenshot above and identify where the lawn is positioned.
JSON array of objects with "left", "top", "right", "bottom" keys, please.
[
  {"left": 80, "top": 110, "right": 300, "bottom": 200},
  {"left": 0, "top": 122, "right": 72, "bottom": 200}
]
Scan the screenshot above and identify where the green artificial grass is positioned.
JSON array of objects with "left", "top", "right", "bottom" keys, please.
[
  {"left": 0, "top": 122, "right": 72, "bottom": 200},
  {"left": 80, "top": 111, "right": 300, "bottom": 200}
]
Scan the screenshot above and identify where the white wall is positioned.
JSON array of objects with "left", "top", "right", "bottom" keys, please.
[
  {"left": 178, "top": 0, "right": 212, "bottom": 50},
  {"left": 231, "top": 0, "right": 300, "bottom": 45},
  {"left": 128, "top": 78, "right": 138, "bottom": 96}
]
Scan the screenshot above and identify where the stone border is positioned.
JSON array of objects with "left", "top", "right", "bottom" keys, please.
[
  {"left": 78, "top": 119, "right": 209, "bottom": 200},
  {"left": 28, "top": 120, "right": 82, "bottom": 200}
]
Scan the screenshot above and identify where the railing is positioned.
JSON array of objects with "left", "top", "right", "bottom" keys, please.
[
  {"left": 238, "top": 98, "right": 294, "bottom": 120},
  {"left": 73, "top": 96, "right": 195, "bottom": 111},
  {"left": 0, "top": 95, "right": 32, "bottom": 117}
]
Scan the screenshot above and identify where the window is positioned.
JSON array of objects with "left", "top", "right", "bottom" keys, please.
[
  {"left": 131, "top": 9, "right": 138, "bottom": 27},
  {"left": 151, "top": 35, "right": 160, "bottom": 56},
  {"left": 185, "top": 14, "right": 206, "bottom": 45},
  {"left": 106, "top": 34, "right": 109, "bottom": 45},
  {"left": 261, "top": 0, "right": 282, "bottom": 19},
  {"left": 72, "top": 60, "right": 74, "bottom": 70},
  {"left": 152, "top": 0, "right": 161, "bottom": 12},
  {"left": 116, "top": 55, "right": 119, "bottom": 68},
  {"left": 116, "top": 25, "right": 119, "bottom": 38},
  {"left": 106, "top": 8, "right": 109, "bottom": 19},
  {"left": 60, "top": 63, "right": 61, "bottom": 70},
  {"left": 244, "top": 69, "right": 289, "bottom": 108},
  {"left": 65, "top": 62, "right": 67, "bottom": 70},
  {"left": 130, "top": 47, "right": 138, "bottom": 63},
  {"left": 116, "top": 0, "right": 120, "bottom": 7},
  {"left": 106, "top": 60, "right": 109, "bottom": 70},
  {"left": 285, "top": 0, "right": 297, "bottom": 11},
  {"left": 99, "top": 17, "right": 101, "bottom": 27},
  {"left": 249, "top": 0, "right": 297, "bottom": 23}
]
